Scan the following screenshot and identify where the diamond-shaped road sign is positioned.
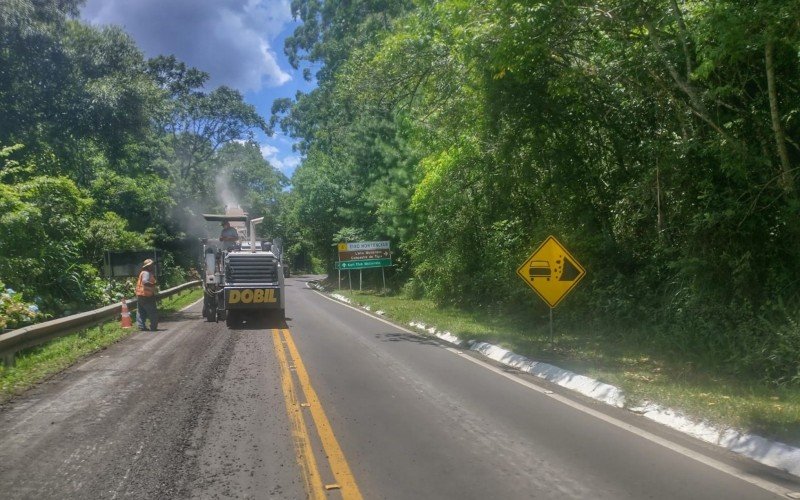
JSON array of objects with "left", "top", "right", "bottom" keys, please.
[{"left": 516, "top": 236, "right": 586, "bottom": 308}]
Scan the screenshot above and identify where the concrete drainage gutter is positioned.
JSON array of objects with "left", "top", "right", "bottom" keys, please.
[{"left": 314, "top": 282, "right": 800, "bottom": 479}]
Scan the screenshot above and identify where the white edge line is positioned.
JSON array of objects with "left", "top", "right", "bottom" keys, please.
[
  {"left": 307, "top": 283, "right": 419, "bottom": 334},
  {"left": 447, "top": 347, "right": 796, "bottom": 498},
  {"left": 306, "top": 282, "right": 800, "bottom": 496},
  {"left": 181, "top": 297, "right": 204, "bottom": 312}
]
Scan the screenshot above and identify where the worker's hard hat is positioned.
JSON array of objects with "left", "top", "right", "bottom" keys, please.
[{"left": 142, "top": 259, "right": 155, "bottom": 268}]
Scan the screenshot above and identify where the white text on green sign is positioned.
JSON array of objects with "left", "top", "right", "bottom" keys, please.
[
  {"left": 336, "top": 259, "right": 392, "bottom": 269},
  {"left": 339, "top": 249, "right": 391, "bottom": 262}
]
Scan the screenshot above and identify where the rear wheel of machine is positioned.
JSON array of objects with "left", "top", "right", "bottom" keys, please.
[
  {"left": 273, "top": 309, "right": 285, "bottom": 326},
  {"left": 204, "top": 293, "right": 218, "bottom": 322}
]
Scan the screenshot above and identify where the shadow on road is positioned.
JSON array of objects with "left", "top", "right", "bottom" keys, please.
[
  {"left": 163, "top": 311, "right": 199, "bottom": 322},
  {"left": 375, "top": 332, "right": 440, "bottom": 346},
  {"left": 226, "top": 314, "right": 289, "bottom": 331}
]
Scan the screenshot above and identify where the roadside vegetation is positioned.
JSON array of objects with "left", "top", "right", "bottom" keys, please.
[
  {"left": 333, "top": 286, "right": 800, "bottom": 448},
  {"left": 3, "top": 0, "right": 800, "bottom": 436},
  {"left": 0, "top": 289, "right": 202, "bottom": 403},
  {"left": 0, "top": 1, "right": 286, "bottom": 328},
  {"left": 276, "top": 1, "right": 800, "bottom": 391}
]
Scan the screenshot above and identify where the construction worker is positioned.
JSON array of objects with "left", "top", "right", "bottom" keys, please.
[
  {"left": 135, "top": 258, "right": 158, "bottom": 331},
  {"left": 219, "top": 221, "right": 239, "bottom": 249}
]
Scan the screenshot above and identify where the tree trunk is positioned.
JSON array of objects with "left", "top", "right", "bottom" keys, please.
[
  {"left": 669, "top": 0, "right": 693, "bottom": 80},
  {"left": 645, "top": 21, "right": 731, "bottom": 144},
  {"left": 656, "top": 160, "right": 663, "bottom": 240},
  {"left": 765, "top": 39, "right": 794, "bottom": 194}
]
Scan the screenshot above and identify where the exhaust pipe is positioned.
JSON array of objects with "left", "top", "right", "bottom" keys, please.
[{"left": 249, "top": 217, "right": 264, "bottom": 252}]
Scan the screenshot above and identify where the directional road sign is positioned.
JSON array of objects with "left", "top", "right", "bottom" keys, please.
[
  {"left": 338, "top": 249, "right": 391, "bottom": 262},
  {"left": 337, "top": 241, "right": 392, "bottom": 271},
  {"left": 336, "top": 259, "right": 392, "bottom": 270},
  {"left": 338, "top": 241, "right": 390, "bottom": 252},
  {"left": 516, "top": 236, "right": 586, "bottom": 308}
]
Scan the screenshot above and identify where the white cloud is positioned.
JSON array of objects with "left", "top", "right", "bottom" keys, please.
[
  {"left": 260, "top": 143, "right": 300, "bottom": 175},
  {"left": 81, "top": 0, "right": 293, "bottom": 92},
  {"left": 260, "top": 143, "right": 279, "bottom": 158},
  {"left": 281, "top": 155, "right": 302, "bottom": 171}
]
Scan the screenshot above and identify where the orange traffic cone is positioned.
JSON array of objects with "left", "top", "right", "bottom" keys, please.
[{"left": 120, "top": 299, "right": 132, "bottom": 328}]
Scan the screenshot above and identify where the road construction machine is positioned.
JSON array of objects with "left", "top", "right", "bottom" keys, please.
[{"left": 201, "top": 213, "right": 285, "bottom": 326}]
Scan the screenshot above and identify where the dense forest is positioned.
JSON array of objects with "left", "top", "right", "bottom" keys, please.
[
  {"left": 2, "top": 1, "right": 799, "bottom": 385},
  {"left": 0, "top": 1, "right": 287, "bottom": 326},
  {"left": 274, "top": 0, "right": 800, "bottom": 385}
]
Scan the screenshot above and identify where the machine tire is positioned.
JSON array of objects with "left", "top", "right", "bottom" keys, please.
[{"left": 204, "top": 293, "right": 218, "bottom": 322}]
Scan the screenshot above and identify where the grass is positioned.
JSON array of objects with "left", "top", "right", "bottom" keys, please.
[
  {"left": 332, "top": 287, "right": 800, "bottom": 448},
  {"left": 0, "top": 288, "right": 203, "bottom": 403}
]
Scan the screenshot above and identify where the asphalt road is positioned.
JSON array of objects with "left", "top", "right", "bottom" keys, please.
[{"left": 1, "top": 276, "right": 799, "bottom": 499}]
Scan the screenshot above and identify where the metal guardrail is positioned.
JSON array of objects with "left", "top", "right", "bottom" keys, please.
[{"left": 0, "top": 280, "right": 201, "bottom": 367}]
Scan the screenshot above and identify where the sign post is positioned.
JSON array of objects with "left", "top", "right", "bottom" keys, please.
[{"left": 516, "top": 236, "right": 586, "bottom": 345}]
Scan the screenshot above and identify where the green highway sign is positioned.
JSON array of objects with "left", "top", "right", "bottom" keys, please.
[{"left": 335, "top": 258, "right": 392, "bottom": 270}]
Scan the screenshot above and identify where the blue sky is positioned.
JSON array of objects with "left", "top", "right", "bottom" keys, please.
[{"left": 80, "top": 0, "right": 315, "bottom": 179}]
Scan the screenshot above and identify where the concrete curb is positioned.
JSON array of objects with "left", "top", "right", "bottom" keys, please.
[
  {"left": 314, "top": 282, "right": 800, "bottom": 479},
  {"left": 419, "top": 323, "right": 800, "bottom": 479}
]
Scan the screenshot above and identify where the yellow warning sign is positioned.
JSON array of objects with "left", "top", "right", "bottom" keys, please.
[{"left": 516, "top": 236, "right": 586, "bottom": 308}]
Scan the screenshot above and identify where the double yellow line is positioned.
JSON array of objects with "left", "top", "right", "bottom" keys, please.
[{"left": 272, "top": 328, "right": 363, "bottom": 500}]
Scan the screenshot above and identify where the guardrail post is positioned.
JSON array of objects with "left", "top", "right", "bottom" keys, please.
[{"left": 2, "top": 350, "right": 15, "bottom": 368}]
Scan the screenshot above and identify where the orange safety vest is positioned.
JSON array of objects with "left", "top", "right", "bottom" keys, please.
[{"left": 135, "top": 270, "right": 156, "bottom": 297}]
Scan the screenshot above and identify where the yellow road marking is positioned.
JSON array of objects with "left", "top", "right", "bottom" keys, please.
[
  {"left": 271, "top": 329, "right": 326, "bottom": 500},
  {"left": 281, "top": 328, "right": 364, "bottom": 500}
]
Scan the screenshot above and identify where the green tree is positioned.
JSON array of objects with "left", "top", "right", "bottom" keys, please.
[
  {"left": 0, "top": 173, "right": 94, "bottom": 313},
  {"left": 158, "top": 85, "right": 269, "bottom": 207},
  {"left": 281, "top": 0, "right": 800, "bottom": 382},
  {"left": 212, "top": 141, "right": 289, "bottom": 234},
  {"left": 0, "top": 1, "right": 162, "bottom": 183}
]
